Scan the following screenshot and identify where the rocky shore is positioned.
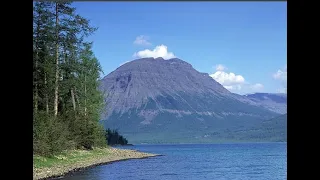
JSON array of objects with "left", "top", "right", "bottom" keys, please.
[{"left": 33, "top": 147, "right": 160, "bottom": 180}]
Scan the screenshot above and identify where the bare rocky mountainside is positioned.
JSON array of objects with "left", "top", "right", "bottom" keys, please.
[
  {"left": 244, "top": 93, "right": 287, "bottom": 114},
  {"left": 99, "top": 58, "right": 286, "bottom": 143}
]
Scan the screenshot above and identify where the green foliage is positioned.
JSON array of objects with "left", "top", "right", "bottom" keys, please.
[
  {"left": 33, "top": 2, "right": 107, "bottom": 156},
  {"left": 103, "top": 96, "right": 286, "bottom": 144},
  {"left": 93, "top": 124, "right": 108, "bottom": 147},
  {"left": 33, "top": 112, "right": 69, "bottom": 156},
  {"left": 105, "top": 129, "right": 129, "bottom": 145},
  {"left": 33, "top": 112, "right": 51, "bottom": 156}
]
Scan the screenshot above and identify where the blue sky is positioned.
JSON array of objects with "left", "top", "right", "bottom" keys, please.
[{"left": 73, "top": 2, "right": 287, "bottom": 95}]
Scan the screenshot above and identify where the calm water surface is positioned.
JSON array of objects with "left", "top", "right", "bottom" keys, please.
[{"left": 60, "top": 143, "right": 287, "bottom": 180}]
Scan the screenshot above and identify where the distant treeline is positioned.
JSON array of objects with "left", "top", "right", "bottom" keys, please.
[
  {"left": 105, "top": 129, "right": 129, "bottom": 145},
  {"left": 33, "top": 1, "right": 106, "bottom": 156}
]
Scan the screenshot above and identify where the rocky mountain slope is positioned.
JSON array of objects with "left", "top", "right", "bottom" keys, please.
[
  {"left": 99, "top": 57, "right": 285, "bottom": 143},
  {"left": 244, "top": 93, "right": 287, "bottom": 114}
]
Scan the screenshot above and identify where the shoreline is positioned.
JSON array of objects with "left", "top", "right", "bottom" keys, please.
[{"left": 33, "top": 147, "right": 162, "bottom": 180}]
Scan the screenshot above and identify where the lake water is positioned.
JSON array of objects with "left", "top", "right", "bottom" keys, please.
[{"left": 60, "top": 143, "right": 287, "bottom": 180}]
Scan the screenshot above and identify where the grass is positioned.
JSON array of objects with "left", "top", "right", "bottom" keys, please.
[
  {"left": 33, "top": 147, "right": 110, "bottom": 169},
  {"left": 33, "top": 147, "right": 159, "bottom": 180}
]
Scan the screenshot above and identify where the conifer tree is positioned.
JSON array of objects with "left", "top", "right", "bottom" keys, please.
[{"left": 33, "top": 1, "right": 107, "bottom": 155}]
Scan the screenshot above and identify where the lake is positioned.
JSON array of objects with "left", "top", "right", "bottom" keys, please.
[{"left": 60, "top": 143, "right": 287, "bottom": 180}]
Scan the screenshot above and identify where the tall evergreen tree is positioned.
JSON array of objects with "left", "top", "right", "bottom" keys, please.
[
  {"left": 33, "top": 1, "right": 55, "bottom": 115},
  {"left": 33, "top": 1, "right": 106, "bottom": 156}
]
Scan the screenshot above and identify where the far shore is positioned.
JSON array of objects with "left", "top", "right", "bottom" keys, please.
[{"left": 33, "top": 147, "right": 161, "bottom": 180}]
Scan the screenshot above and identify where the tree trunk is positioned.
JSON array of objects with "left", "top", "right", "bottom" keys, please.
[
  {"left": 84, "top": 74, "right": 87, "bottom": 116},
  {"left": 33, "top": 9, "right": 41, "bottom": 115},
  {"left": 44, "top": 72, "right": 49, "bottom": 114},
  {"left": 34, "top": 52, "right": 39, "bottom": 114},
  {"left": 53, "top": 3, "right": 59, "bottom": 117},
  {"left": 74, "top": 86, "right": 81, "bottom": 109},
  {"left": 71, "top": 88, "right": 76, "bottom": 112}
]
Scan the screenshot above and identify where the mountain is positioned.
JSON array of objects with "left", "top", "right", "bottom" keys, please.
[
  {"left": 99, "top": 57, "right": 284, "bottom": 143},
  {"left": 230, "top": 113, "right": 287, "bottom": 142},
  {"left": 244, "top": 93, "right": 287, "bottom": 114}
]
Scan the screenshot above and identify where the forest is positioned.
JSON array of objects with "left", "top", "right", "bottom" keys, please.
[
  {"left": 33, "top": 1, "right": 127, "bottom": 156},
  {"left": 105, "top": 129, "right": 129, "bottom": 145}
]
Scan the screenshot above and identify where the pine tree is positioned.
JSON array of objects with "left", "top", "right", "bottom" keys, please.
[
  {"left": 33, "top": 1, "right": 55, "bottom": 115},
  {"left": 33, "top": 1, "right": 107, "bottom": 155}
]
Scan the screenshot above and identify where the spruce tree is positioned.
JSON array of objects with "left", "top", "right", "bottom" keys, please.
[{"left": 33, "top": 1, "right": 107, "bottom": 155}]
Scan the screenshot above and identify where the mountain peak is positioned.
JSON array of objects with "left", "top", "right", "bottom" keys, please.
[{"left": 99, "top": 57, "right": 283, "bottom": 143}]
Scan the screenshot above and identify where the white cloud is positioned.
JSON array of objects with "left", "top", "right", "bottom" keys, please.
[
  {"left": 224, "top": 85, "right": 242, "bottom": 90},
  {"left": 277, "top": 87, "right": 287, "bottom": 94},
  {"left": 210, "top": 71, "right": 245, "bottom": 86},
  {"left": 133, "top": 35, "right": 152, "bottom": 46},
  {"left": 209, "top": 64, "right": 264, "bottom": 94},
  {"left": 133, "top": 45, "right": 175, "bottom": 60},
  {"left": 215, "top": 64, "right": 226, "bottom": 71},
  {"left": 251, "top": 83, "right": 264, "bottom": 91},
  {"left": 273, "top": 64, "right": 287, "bottom": 81},
  {"left": 273, "top": 70, "right": 287, "bottom": 81},
  {"left": 273, "top": 64, "right": 287, "bottom": 93},
  {"left": 224, "top": 86, "right": 233, "bottom": 90}
]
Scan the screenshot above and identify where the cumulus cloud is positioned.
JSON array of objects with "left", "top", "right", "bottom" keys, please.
[
  {"left": 224, "top": 85, "right": 242, "bottom": 90},
  {"left": 215, "top": 64, "right": 226, "bottom": 71},
  {"left": 209, "top": 71, "right": 245, "bottom": 86},
  {"left": 273, "top": 70, "right": 287, "bottom": 81},
  {"left": 133, "top": 45, "right": 176, "bottom": 60},
  {"left": 251, "top": 83, "right": 264, "bottom": 91},
  {"left": 277, "top": 87, "right": 287, "bottom": 94},
  {"left": 133, "top": 35, "right": 152, "bottom": 46},
  {"left": 209, "top": 64, "right": 264, "bottom": 94},
  {"left": 273, "top": 64, "right": 287, "bottom": 93},
  {"left": 224, "top": 86, "right": 233, "bottom": 90}
]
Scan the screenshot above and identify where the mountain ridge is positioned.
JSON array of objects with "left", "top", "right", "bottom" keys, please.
[
  {"left": 244, "top": 93, "right": 287, "bottom": 114},
  {"left": 99, "top": 57, "right": 285, "bottom": 143}
]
